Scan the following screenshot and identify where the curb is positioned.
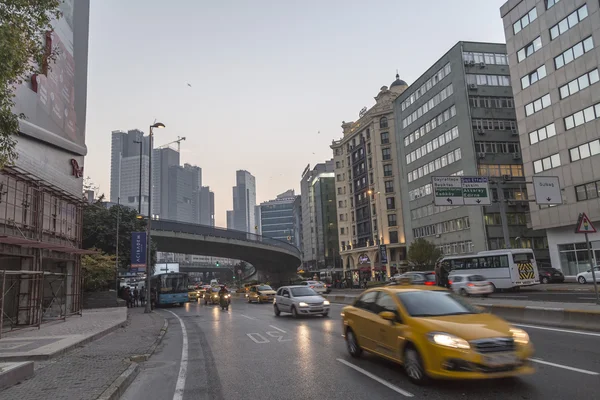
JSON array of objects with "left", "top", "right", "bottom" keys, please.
[
  {"left": 0, "top": 316, "right": 129, "bottom": 362},
  {"left": 97, "top": 316, "right": 169, "bottom": 400}
]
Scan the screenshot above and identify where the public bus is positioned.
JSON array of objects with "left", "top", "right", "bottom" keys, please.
[
  {"left": 150, "top": 272, "right": 190, "bottom": 306},
  {"left": 441, "top": 249, "right": 540, "bottom": 290}
]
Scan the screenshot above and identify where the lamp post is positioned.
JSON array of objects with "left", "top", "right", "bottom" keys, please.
[
  {"left": 115, "top": 197, "right": 120, "bottom": 299},
  {"left": 145, "top": 122, "right": 165, "bottom": 313}
]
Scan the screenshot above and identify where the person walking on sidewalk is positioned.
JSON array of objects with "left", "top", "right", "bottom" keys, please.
[
  {"left": 139, "top": 286, "right": 145, "bottom": 306},
  {"left": 133, "top": 288, "right": 139, "bottom": 307}
]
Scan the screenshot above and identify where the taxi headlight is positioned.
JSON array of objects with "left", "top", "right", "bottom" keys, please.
[
  {"left": 510, "top": 328, "right": 529, "bottom": 344},
  {"left": 323, "top": 300, "right": 330, "bottom": 305},
  {"left": 298, "top": 302, "right": 309, "bottom": 307},
  {"left": 428, "top": 332, "right": 470, "bottom": 350}
]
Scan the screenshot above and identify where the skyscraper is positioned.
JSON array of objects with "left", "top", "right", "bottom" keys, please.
[
  {"left": 168, "top": 164, "right": 202, "bottom": 223},
  {"left": 259, "top": 190, "right": 300, "bottom": 243},
  {"left": 198, "top": 186, "right": 215, "bottom": 226},
  {"left": 152, "top": 147, "right": 180, "bottom": 219},
  {"left": 231, "top": 170, "right": 257, "bottom": 233}
]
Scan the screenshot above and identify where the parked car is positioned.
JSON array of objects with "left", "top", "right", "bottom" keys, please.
[
  {"left": 391, "top": 272, "right": 436, "bottom": 286},
  {"left": 448, "top": 274, "right": 494, "bottom": 297},
  {"left": 298, "top": 280, "right": 327, "bottom": 294},
  {"left": 577, "top": 267, "right": 600, "bottom": 284},
  {"left": 273, "top": 286, "right": 330, "bottom": 318},
  {"left": 538, "top": 267, "right": 565, "bottom": 284}
]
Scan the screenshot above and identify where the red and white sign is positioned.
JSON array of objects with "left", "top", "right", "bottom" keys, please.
[{"left": 575, "top": 213, "right": 596, "bottom": 234}]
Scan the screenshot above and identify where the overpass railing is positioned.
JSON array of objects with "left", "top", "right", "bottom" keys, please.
[{"left": 151, "top": 219, "right": 301, "bottom": 257}]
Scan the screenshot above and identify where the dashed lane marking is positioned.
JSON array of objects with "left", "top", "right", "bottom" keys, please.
[
  {"left": 163, "top": 310, "right": 189, "bottom": 400},
  {"left": 530, "top": 358, "right": 599, "bottom": 376},
  {"left": 514, "top": 323, "right": 600, "bottom": 337},
  {"left": 336, "top": 358, "right": 414, "bottom": 397}
]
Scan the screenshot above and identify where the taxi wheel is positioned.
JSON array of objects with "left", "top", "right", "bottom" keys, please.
[
  {"left": 291, "top": 306, "right": 298, "bottom": 318},
  {"left": 346, "top": 329, "right": 362, "bottom": 357},
  {"left": 274, "top": 304, "right": 281, "bottom": 316},
  {"left": 404, "top": 346, "right": 428, "bottom": 385}
]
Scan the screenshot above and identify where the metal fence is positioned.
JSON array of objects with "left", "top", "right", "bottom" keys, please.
[{"left": 152, "top": 219, "right": 301, "bottom": 257}]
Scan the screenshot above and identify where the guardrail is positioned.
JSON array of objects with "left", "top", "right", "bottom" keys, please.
[{"left": 152, "top": 219, "right": 301, "bottom": 257}]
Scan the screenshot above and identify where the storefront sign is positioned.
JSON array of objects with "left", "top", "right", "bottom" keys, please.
[
  {"left": 358, "top": 254, "right": 370, "bottom": 264},
  {"left": 131, "top": 232, "right": 147, "bottom": 271},
  {"left": 379, "top": 245, "right": 388, "bottom": 265}
]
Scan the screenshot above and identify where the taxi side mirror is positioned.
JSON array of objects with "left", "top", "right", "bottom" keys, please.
[{"left": 379, "top": 311, "right": 396, "bottom": 322}]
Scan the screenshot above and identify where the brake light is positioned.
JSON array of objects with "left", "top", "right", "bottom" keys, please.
[
  {"left": 424, "top": 281, "right": 435, "bottom": 286},
  {"left": 448, "top": 280, "right": 453, "bottom": 285},
  {"left": 310, "top": 285, "right": 314, "bottom": 288},
  {"left": 467, "top": 283, "right": 474, "bottom": 287}
]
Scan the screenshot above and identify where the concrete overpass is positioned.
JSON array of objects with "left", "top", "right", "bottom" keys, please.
[{"left": 151, "top": 220, "right": 300, "bottom": 278}]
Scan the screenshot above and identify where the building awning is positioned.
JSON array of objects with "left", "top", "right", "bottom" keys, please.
[{"left": 0, "top": 235, "right": 96, "bottom": 255}]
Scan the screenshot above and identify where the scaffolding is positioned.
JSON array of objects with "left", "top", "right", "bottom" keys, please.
[{"left": 0, "top": 166, "right": 90, "bottom": 335}]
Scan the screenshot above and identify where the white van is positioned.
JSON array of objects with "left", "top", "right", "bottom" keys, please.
[{"left": 210, "top": 279, "right": 219, "bottom": 286}]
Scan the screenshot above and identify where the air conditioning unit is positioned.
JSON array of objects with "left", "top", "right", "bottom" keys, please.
[
  {"left": 477, "top": 129, "right": 485, "bottom": 135},
  {"left": 469, "top": 84, "right": 478, "bottom": 90},
  {"left": 513, "top": 152, "right": 521, "bottom": 160},
  {"left": 478, "top": 152, "right": 486, "bottom": 159},
  {"left": 479, "top": 62, "right": 486, "bottom": 68},
  {"left": 464, "top": 60, "right": 471, "bottom": 66},
  {"left": 502, "top": 174, "right": 512, "bottom": 181},
  {"left": 469, "top": 60, "right": 475, "bottom": 66},
  {"left": 511, "top": 130, "right": 519, "bottom": 136},
  {"left": 508, "top": 201, "right": 517, "bottom": 206}
]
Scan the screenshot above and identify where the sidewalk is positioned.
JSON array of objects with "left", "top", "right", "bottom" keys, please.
[
  {"left": 0, "top": 308, "right": 166, "bottom": 400},
  {"left": 0, "top": 307, "right": 127, "bottom": 362}
]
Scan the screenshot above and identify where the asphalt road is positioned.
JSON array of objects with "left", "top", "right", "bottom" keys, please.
[
  {"left": 489, "top": 291, "right": 600, "bottom": 303},
  {"left": 123, "top": 299, "right": 600, "bottom": 400}
]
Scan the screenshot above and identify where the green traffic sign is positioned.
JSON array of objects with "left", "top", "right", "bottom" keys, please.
[
  {"left": 463, "top": 188, "right": 487, "bottom": 198},
  {"left": 435, "top": 188, "right": 462, "bottom": 197}
]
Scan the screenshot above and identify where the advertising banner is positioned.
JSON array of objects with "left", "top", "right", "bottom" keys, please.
[{"left": 131, "top": 232, "right": 147, "bottom": 272}]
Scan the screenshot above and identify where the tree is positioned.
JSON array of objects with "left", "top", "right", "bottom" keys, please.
[
  {"left": 81, "top": 250, "right": 115, "bottom": 292},
  {"left": 0, "top": 1, "right": 61, "bottom": 168},
  {"left": 407, "top": 238, "right": 442, "bottom": 270},
  {"left": 82, "top": 199, "right": 156, "bottom": 272}
]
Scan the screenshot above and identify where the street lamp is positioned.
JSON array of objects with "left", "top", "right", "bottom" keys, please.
[{"left": 145, "top": 122, "right": 165, "bottom": 313}]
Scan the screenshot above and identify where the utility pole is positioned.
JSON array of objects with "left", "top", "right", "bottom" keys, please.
[
  {"left": 115, "top": 197, "right": 120, "bottom": 299},
  {"left": 134, "top": 138, "right": 143, "bottom": 214},
  {"left": 496, "top": 184, "right": 512, "bottom": 249}
]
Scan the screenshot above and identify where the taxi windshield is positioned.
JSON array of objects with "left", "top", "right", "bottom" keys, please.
[
  {"left": 397, "top": 291, "right": 480, "bottom": 317},
  {"left": 257, "top": 285, "right": 272, "bottom": 291},
  {"left": 291, "top": 287, "right": 317, "bottom": 297}
]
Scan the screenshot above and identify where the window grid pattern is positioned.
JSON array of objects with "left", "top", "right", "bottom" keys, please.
[
  {"left": 513, "top": 7, "right": 538, "bottom": 34},
  {"left": 475, "top": 141, "right": 520, "bottom": 154},
  {"left": 525, "top": 94, "right": 551, "bottom": 116},
  {"left": 469, "top": 97, "right": 514, "bottom": 109},
  {"left": 402, "top": 84, "right": 454, "bottom": 129},
  {"left": 413, "top": 216, "right": 470, "bottom": 239},
  {"left": 404, "top": 105, "right": 456, "bottom": 147},
  {"left": 408, "top": 171, "right": 463, "bottom": 201},
  {"left": 575, "top": 179, "right": 600, "bottom": 202},
  {"left": 529, "top": 123, "right": 557, "bottom": 145},
  {"left": 546, "top": 0, "right": 561, "bottom": 10},
  {"left": 550, "top": 5, "right": 588, "bottom": 40},
  {"left": 462, "top": 52, "right": 508, "bottom": 65},
  {"left": 407, "top": 148, "right": 462, "bottom": 183},
  {"left": 564, "top": 102, "right": 600, "bottom": 131},
  {"left": 559, "top": 69, "right": 599, "bottom": 100},
  {"left": 466, "top": 74, "right": 511, "bottom": 87},
  {"left": 533, "top": 153, "right": 561, "bottom": 173},
  {"left": 517, "top": 37, "right": 542, "bottom": 62},
  {"left": 411, "top": 203, "right": 458, "bottom": 220},
  {"left": 406, "top": 127, "right": 459, "bottom": 165},
  {"left": 478, "top": 164, "right": 524, "bottom": 177},
  {"left": 570, "top": 139, "right": 600, "bottom": 162},
  {"left": 401, "top": 63, "right": 451, "bottom": 111},
  {"left": 472, "top": 119, "right": 517, "bottom": 132},
  {"left": 554, "top": 36, "right": 594, "bottom": 70},
  {"left": 521, "top": 65, "right": 547, "bottom": 89}
]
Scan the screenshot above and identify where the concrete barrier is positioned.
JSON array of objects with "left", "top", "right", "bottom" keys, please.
[{"left": 323, "top": 294, "right": 600, "bottom": 332}]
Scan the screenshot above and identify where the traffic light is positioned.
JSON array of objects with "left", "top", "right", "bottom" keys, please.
[{"left": 216, "top": 261, "right": 220, "bottom": 267}]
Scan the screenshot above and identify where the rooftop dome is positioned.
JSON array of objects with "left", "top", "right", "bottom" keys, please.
[{"left": 390, "top": 73, "right": 408, "bottom": 88}]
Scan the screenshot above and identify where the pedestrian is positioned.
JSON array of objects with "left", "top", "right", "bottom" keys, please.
[
  {"left": 123, "top": 287, "right": 131, "bottom": 308},
  {"left": 139, "top": 286, "right": 145, "bottom": 306},
  {"left": 133, "top": 288, "right": 139, "bottom": 307},
  {"left": 434, "top": 262, "right": 441, "bottom": 286},
  {"left": 129, "top": 288, "right": 135, "bottom": 308}
]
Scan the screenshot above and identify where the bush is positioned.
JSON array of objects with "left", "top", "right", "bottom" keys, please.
[{"left": 82, "top": 250, "right": 115, "bottom": 292}]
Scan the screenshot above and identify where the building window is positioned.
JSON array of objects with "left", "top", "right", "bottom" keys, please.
[
  {"left": 368, "top": 157, "right": 372, "bottom": 169},
  {"left": 554, "top": 36, "right": 594, "bottom": 70},
  {"left": 386, "top": 197, "right": 395, "bottom": 210},
  {"left": 557, "top": 243, "right": 597, "bottom": 275},
  {"left": 550, "top": 5, "right": 588, "bottom": 40},
  {"left": 564, "top": 102, "right": 600, "bottom": 130},
  {"left": 529, "top": 123, "right": 556, "bottom": 145},
  {"left": 367, "top": 143, "right": 371, "bottom": 154},
  {"left": 413, "top": 216, "right": 470, "bottom": 238},
  {"left": 466, "top": 74, "right": 511, "bottom": 87},
  {"left": 406, "top": 126, "right": 459, "bottom": 165},
  {"left": 469, "top": 97, "right": 513, "bottom": 109},
  {"left": 521, "top": 65, "right": 547, "bottom": 89},
  {"left": 335, "top": 161, "right": 340, "bottom": 168},
  {"left": 407, "top": 148, "right": 461, "bottom": 183},
  {"left": 463, "top": 52, "right": 508, "bottom": 65},
  {"left": 474, "top": 142, "right": 520, "bottom": 154},
  {"left": 383, "top": 164, "right": 393, "bottom": 177},
  {"left": 533, "top": 153, "right": 561, "bottom": 173},
  {"left": 478, "top": 164, "right": 523, "bottom": 177},
  {"left": 382, "top": 147, "right": 391, "bottom": 160},
  {"left": 340, "top": 227, "right": 345, "bottom": 235},
  {"left": 560, "top": 69, "right": 599, "bottom": 100},
  {"left": 380, "top": 117, "right": 388, "bottom": 129},
  {"left": 525, "top": 94, "right": 551, "bottom": 116},
  {"left": 575, "top": 180, "right": 600, "bottom": 202},
  {"left": 570, "top": 139, "right": 600, "bottom": 162},
  {"left": 336, "top": 174, "right": 342, "bottom": 182},
  {"left": 401, "top": 63, "right": 451, "bottom": 111},
  {"left": 384, "top": 180, "right": 394, "bottom": 193},
  {"left": 517, "top": 36, "right": 542, "bottom": 62},
  {"left": 472, "top": 119, "right": 517, "bottom": 132},
  {"left": 381, "top": 131, "right": 389, "bottom": 144},
  {"left": 404, "top": 105, "right": 456, "bottom": 148},
  {"left": 546, "top": 0, "right": 561, "bottom": 10},
  {"left": 387, "top": 214, "right": 397, "bottom": 227},
  {"left": 401, "top": 84, "right": 454, "bottom": 129},
  {"left": 389, "top": 231, "right": 399, "bottom": 244},
  {"left": 338, "top": 200, "right": 344, "bottom": 208},
  {"left": 513, "top": 6, "right": 537, "bottom": 34}
]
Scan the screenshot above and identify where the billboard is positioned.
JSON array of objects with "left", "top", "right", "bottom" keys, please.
[
  {"left": 12, "top": 0, "right": 90, "bottom": 155},
  {"left": 130, "top": 232, "right": 147, "bottom": 272}
]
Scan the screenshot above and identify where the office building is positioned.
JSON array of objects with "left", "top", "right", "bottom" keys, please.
[
  {"left": 259, "top": 190, "right": 300, "bottom": 243},
  {"left": 152, "top": 147, "right": 180, "bottom": 219},
  {"left": 501, "top": 0, "right": 600, "bottom": 274},
  {"left": 331, "top": 76, "right": 409, "bottom": 279},
  {"left": 110, "top": 129, "right": 150, "bottom": 213},
  {"left": 168, "top": 163, "right": 201, "bottom": 223},
  {"left": 197, "top": 186, "right": 215, "bottom": 226},
  {"left": 393, "top": 41, "right": 548, "bottom": 263},
  {"left": 227, "top": 210, "right": 235, "bottom": 229},
  {"left": 230, "top": 170, "right": 257, "bottom": 233},
  {"left": 300, "top": 161, "right": 341, "bottom": 271}
]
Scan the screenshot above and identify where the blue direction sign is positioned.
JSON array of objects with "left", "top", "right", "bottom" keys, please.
[{"left": 131, "top": 232, "right": 147, "bottom": 272}]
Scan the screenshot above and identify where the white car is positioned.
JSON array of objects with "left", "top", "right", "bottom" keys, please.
[
  {"left": 449, "top": 273, "right": 494, "bottom": 296},
  {"left": 577, "top": 267, "right": 600, "bottom": 284},
  {"left": 274, "top": 286, "right": 330, "bottom": 318},
  {"left": 298, "top": 280, "right": 326, "bottom": 294}
]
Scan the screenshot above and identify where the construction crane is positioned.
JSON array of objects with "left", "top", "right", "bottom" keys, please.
[{"left": 157, "top": 136, "right": 186, "bottom": 152}]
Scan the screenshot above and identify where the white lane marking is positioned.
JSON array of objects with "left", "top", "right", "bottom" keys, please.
[
  {"left": 513, "top": 323, "right": 600, "bottom": 337},
  {"left": 336, "top": 358, "right": 413, "bottom": 397},
  {"left": 164, "top": 310, "right": 188, "bottom": 400},
  {"left": 240, "top": 314, "right": 255, "bottom": 320},
  {"left": 246, "top": 333, "right": 269, "bottom": 343},
  {"left": 269, "top": 325, "right": 286, "bottom": 333},
  {"left": 529, "top": 358, "right": 599, "bottom": 376},
  {"left": 578, "top": 297, "right": 598, "bottom": 300},
  {"left": 494, "top": 295, "right": 528, "bottom": 298}
]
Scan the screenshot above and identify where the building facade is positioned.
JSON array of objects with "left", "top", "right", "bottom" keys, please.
[
  {"left": 197, "top": 186, "right": 215, "bottom": 226},
  {"left": 259, "top": 190, "right": 300, "bottom": 243},
  {"left": 152, "top": 147, "right": 180, "bottom": 219},
  {"left": 228, "top": 170, "right": 256, "bottom": 233},
  {"left": 1, "top": 0, "right": 90, "bottom": 329},
  {"left": 167, "top": 163, "right": 201, "bottom": 223},
  {"left": 394, "top": 41, "right": 548, "bottom": 263},
  {"left": 300, "top": 161, "right": 341, "bottom": 271},
  {"left": 501, "top": 0, "right": 600, "bottom": 274},
  {"left": 331, "top": 76, "right": 409, "bottom": 279}
]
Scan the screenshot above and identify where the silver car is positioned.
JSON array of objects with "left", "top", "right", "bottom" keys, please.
[{"left": 273, "top": 286, "right": 330, "bottom": 318}]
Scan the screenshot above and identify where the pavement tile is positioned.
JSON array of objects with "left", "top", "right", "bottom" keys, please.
[{"left": 0, "top": 308, "right": 165, "bottom": 400}]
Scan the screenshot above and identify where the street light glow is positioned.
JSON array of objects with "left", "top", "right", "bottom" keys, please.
[{"left": 151, "top": 122, "right": 166, "bottom": 129}]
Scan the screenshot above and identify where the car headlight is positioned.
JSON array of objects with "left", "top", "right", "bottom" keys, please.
[
  {"left": 298, "top": 302, "right": 309, "bottom": 307},
  {"left": 323, "top": 300, "right": 330, "bottom": 305},
  {"left": 510, "top": 328, "right": 529, "bottom": 344},
  {"left": 428, "top": 332, "right": 470, "bottom": 350}
]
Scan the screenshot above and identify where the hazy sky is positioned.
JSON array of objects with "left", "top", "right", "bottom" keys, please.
[{"left": 85, "top": 0, "right": 507, "bottom": 227}]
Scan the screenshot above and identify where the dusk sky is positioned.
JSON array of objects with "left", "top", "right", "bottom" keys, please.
[{"left": 85, "top": 0, "right": 507, "bottom": 227}]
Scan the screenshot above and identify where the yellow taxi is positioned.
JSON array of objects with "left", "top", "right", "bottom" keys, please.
[
  {"left": 187, "top": 285, "right": 201, "bottom": 302},
  {"left": 341, "top": 279, "right": 534, "bottom": 384},
  {"left": 246, "top": 284, "right": 276, "bottom": 303}
]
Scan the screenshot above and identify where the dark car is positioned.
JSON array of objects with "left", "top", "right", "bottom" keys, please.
[
  {"left": 390, "top": 272, "right": 437, "bottom": 286},
  {"left": 538, "top": 267, "right": 565, "bottom": 284}
]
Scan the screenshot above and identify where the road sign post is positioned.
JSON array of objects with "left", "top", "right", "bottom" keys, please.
[
  {"left": 533, "top": 176, "right": 563, "bottom": 205},
  {"left": 432, "top": 176, "right": 491, "bottom": 206},
  {"left": 575, "top": 213, "right": 599, "bottom": 305},
  {"left": 461, "top": 177, "right": 491, "bottom": 205}
]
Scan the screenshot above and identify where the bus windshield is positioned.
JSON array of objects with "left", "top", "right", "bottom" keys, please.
[
  {"left": 158, "top": 274, "right": 188, "bottom": 293},
  {"left": 513, "top": 252, "right": 535, "bottom": 263}
]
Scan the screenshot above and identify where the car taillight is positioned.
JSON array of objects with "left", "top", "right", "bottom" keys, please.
[
  {"left": 448, "top": 280, "right": 453, "bottom": 285},
  {"left": 310, "top": 285, "right": 314, "bottom": 288},
  {"left": 424, "top": 281, "right": 435, "bottom": 286},
  {"left": 467, "top": 283, "right": 474, "bottom": 287}
]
